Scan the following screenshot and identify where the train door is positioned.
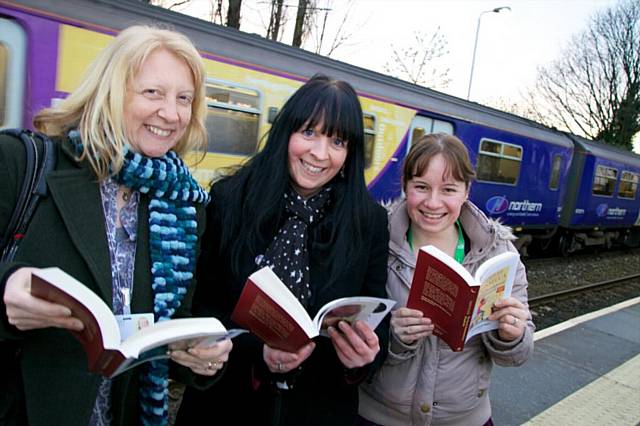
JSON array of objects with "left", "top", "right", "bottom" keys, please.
[
  {"left": 0, "top": 17, "right": 26, "bottom": 129},
  {"left": 407, "top": 115, "right": 454, "bottom": 152}
]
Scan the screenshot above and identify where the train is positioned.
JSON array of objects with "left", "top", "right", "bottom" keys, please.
[{"left": 1, "top": 0, "right": 639, "bottom": 256}]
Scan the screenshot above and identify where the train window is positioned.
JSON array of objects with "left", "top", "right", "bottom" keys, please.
[
  {"left": 618, "top": 171, "right": 638, "bottom": 199},
  {"left": 363, "top": 113, "right": 376, "bottom": 169},
  {"left": 432, "top": 120, "right": 453, "bottom": 134},
  {"left": 592, "top": 165, "right": 617, "bottom": 196},
  {"left": 476, "top": 139, "right": 522, "bottom": 185},
  {"left": 549, "top": 155, "right": 562, "bottom": 190},
  {"left": 409, "top": 116, "right": 453, "bottom": 147},
  {"left": 0, "top": 43, "right": 6, "bottom": 126},
  {"left": 205, "top": 81, "right": 261, "bottom": 155},
  {"left": 0, "top": 18, "right": 26, "bottom": 129}
]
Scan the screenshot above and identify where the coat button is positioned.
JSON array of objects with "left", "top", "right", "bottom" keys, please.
[
  {"left": 477, "top": 389, "right": 485, "bottom": 398},
  {"left": 420, "top": 403, "right": 430, "bottom": 413}
]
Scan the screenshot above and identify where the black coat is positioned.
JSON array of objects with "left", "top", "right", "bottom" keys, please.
[
  {"left": 0, "top": 134, "right": 207, "bottom": 426},
  {"left": 177, "top": 177, "right": 390, "bottom": 426}
]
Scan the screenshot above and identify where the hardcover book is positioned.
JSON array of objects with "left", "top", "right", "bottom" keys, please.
[
  {"left": 30, "top": 267, "right": 245, "bottom": 377},
  {"left": 231, "top": 266, "right": 396, "bottom": 352},
  {"left": 406, "top": 245, "right": 519, "bottom": 351}
]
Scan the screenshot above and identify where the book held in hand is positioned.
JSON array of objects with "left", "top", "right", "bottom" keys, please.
[
  {"left": 30, "top": 267, "right": 245, "bottom": 378},
  {"left": 406, "top": 245, "right": 519, "bottom": 352},
  {"left": 231, "top": 266, "right": 396, "bottom": 352}
]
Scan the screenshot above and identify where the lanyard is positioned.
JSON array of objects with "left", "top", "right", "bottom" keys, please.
[
  {"left": 407, "top": 220, "right": 466, "bottom": 264},
  {"left": 454, "top": 220, "right": 465, "bottom": 264}
]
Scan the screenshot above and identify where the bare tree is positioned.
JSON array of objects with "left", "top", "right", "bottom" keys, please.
[
  {"left": 483, "top": 95, "right": 545, "bottom": 123},
  {"left": 292, "top": 0, "right": 311, "bottom": 47},
  {"left": 383, "top": 28, "right": 451, "bottom": 90},
  {"left": 266, "top": 0, "right": 285, "bottom": 41},
  {"left": 529, "top": 0, "right": 639, "bottom": 150},
  {"left": 307, "top": 0, "right": 357, "bottom": 56},
  {"left": 226, "top": 0, "right": 242, "bottom": 29}
]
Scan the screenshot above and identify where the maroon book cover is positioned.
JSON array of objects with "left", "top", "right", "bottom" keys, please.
[
  {"left": 406, "top": 248, "right": 478, "bottom": 352},
  {"left": 30, "top": 274, "right": 111, "bottom": 373},
  {"left": 231, "top": 276, "right": 312, "bottom": 352}
]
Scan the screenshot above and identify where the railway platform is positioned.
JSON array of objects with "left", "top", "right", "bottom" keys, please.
[{"left": 490, "top": 298, "right": 640, "bottom": 425}]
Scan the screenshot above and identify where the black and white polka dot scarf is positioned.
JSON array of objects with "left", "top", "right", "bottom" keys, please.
[{"left": 259, "top": 186, "right": 332, "bottom": 308}]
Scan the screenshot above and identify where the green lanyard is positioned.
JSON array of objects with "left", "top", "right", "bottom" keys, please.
[{"left": 407, "top": 220, "right": 466, "bottom": 264}]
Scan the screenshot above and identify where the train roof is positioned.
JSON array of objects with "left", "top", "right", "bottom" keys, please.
[
  {"left": 567, "top": 134, "right": 640, "bottom": 167},
  {"left": 8, "top": 0, "right": 572, "bottom": 148}
]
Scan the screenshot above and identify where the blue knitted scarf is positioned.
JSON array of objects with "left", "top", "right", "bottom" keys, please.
[{"left": 69, "top": 131, "right": 209, "bottom": 425}]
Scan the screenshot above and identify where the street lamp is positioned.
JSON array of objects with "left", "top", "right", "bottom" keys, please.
[{"left": 466, "top": 6, "right": 511, "bottom": 100}]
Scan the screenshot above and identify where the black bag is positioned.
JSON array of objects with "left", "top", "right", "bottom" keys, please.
[
  {"left": 1, "top": 129, "right": 57, "bottom": 260},
  {"left": 0, "top": 129, "right": 57, "bottom": 426}
]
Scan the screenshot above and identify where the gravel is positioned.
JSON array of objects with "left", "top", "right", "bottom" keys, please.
[{"left": 523, "top": 248, "right": 640, "bottom": 330}]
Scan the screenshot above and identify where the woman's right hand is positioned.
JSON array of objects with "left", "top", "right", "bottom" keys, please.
[
  {"left": 3, "top": 267, "right": 84, "bottom": 331},
  {"left": 263, "top": 341, "right": 315, "bottom": 374},
  {"left": 390, "top": 307, "right": 433, "bottom": 345}
]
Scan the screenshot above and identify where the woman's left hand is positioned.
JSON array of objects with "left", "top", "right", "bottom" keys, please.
[
  {"left": 328, "top": 320, "right": 380, "bottom": 369},
  {"left": 169, "top": 338, "right": 233, "bottom": 376},
  {"left": 488, "top": 297, "right": 528, "bottom": 342}
]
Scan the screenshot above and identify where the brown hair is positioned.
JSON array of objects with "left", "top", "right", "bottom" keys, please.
[{"left": 402, "top": 133, "right": 476, "bottom": 190}]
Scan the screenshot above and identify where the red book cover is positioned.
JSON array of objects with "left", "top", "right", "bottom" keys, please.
[
  {"left": 30, "top": 268, "right": 244, "bottom": 377},
  {"left": 30, "top": 273, "right": 112, "bottom": 372},
  {"left": 231, "top": 275, "right": 312, "bottom": 352},
  {"left": 406, "top": 247, "right": 479, "bottom": 352}
]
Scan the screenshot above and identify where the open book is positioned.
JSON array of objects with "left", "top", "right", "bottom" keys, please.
[
  {"left": 30, "top": 268, "right": 245, "bottom": 377},
  {"left": 231, "top": 266, "right": 396, "bottom": 352},
  {"left": 406, "top": 245, "right": 519, "bottom": 352}
]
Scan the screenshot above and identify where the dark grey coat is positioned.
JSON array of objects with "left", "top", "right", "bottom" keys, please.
[{"left": 0, "top": 134, "right": 207, "bottom": 426}]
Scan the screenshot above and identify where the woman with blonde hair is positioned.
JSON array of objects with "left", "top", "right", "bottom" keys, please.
[
  {"left": 359, "top": 133, "right": 534, "bottom": 426},
  {"left": 0, "top": 25, "right": 231, "bottom": 426}
]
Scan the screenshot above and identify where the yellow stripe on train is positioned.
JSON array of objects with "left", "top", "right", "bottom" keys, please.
[{"left": 55, "top": 24, "right": 413, "bottom": 188}]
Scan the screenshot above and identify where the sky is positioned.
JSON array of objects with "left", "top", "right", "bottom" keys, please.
[{"left": 173, "top": 0, "right": 638, "bottom": 152}]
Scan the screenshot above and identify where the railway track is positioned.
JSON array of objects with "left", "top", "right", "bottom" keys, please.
[{"left": 529, "top": 273, "right": 640, "bottom": 305}]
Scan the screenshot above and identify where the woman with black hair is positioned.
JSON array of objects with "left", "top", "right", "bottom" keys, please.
[{"left": 176, "top": 74, "right": 390, "bottom": 425}]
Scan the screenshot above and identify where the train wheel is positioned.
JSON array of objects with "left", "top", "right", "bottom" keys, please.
[{"left": 558, "top": 235, "right": 571, "bottom": 257}]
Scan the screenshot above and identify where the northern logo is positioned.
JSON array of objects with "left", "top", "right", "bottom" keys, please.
[
  {"left": 486, "top": 196, "right": 509, "bottom": 214},
  {"left": 596, "top": 203, "right": 608, "bottom": 217}
]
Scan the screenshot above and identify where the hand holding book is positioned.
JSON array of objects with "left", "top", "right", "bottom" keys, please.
[
  {"left": 390, "top": 307, "right": 434, "bottom": 345},
  {"left": 406, "top": 245, "right": 519, "bottom": 351},
  {"left": 485, "top": 296, "right": 528, "bottom": 342},
  {"left": 27, "top": 267, "right": 245, "bottom": 377},
  {"left": 326, "top": 318, "right": 383, "bottom": 369},
  {"left": 170, "top": 337, "right": 233, "bottom": 376},
  {"left": 232, "top": 266, "right": 396, "bottom": 353},
  {"left": 3, "top": 267, "right": 85, "bottom": 332}
]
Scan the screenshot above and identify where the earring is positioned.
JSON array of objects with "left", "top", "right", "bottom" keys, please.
[{"left": 340, "top": 165, "right": 345, "bottom": 178}]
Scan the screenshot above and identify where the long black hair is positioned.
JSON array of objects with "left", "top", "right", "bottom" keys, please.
[{"left": 218, "top": 74, "right": 374, "bottom": 284}]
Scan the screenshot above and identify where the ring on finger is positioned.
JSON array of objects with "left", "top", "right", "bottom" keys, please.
[
  {"left": 276, "top": 362, "right": 283, "bottom": 372},
  {"left": 511, "top": 316, "right": 519, "bottom": 326}
]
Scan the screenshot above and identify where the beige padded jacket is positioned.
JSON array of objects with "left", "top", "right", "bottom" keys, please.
[{"left": 359, "top": 200, "right": 534, "bottom": 426}]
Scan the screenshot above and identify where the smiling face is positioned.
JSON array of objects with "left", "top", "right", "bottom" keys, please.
[
  {"left": 405, "top": 154, "right": 469, "bottom": 239},
  {"left": 123, "top": 48, "right": 195, "bottom": 158},
  {"left": 287, "top": 122, "right": 348, "bottom": 198}
]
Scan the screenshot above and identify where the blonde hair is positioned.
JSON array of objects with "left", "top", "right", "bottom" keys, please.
[{"left": 34, "top": 25, "right": 207, "bottom": 179}]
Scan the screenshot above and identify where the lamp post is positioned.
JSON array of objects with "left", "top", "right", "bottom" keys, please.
[{"left": 466, "top": 6, "right": 511, "bottom": 100}]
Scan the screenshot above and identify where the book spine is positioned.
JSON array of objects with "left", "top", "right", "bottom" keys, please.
[
  {"left": 95, "top": 350, "right": 125, "bottom": 377},
  {"left": 458, "top": 288, "right": 478, "bottom": 350}
]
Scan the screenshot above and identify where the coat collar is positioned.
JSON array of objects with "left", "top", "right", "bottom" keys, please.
[
  {"left": 46, "top": 138, "right": 152, "bottom": 308},
  {"left": 387, "top": 198, "right": 513, "bottom": 266},
  {"left": 47, "top": 160, "right": 113, "bottom": 303}
]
